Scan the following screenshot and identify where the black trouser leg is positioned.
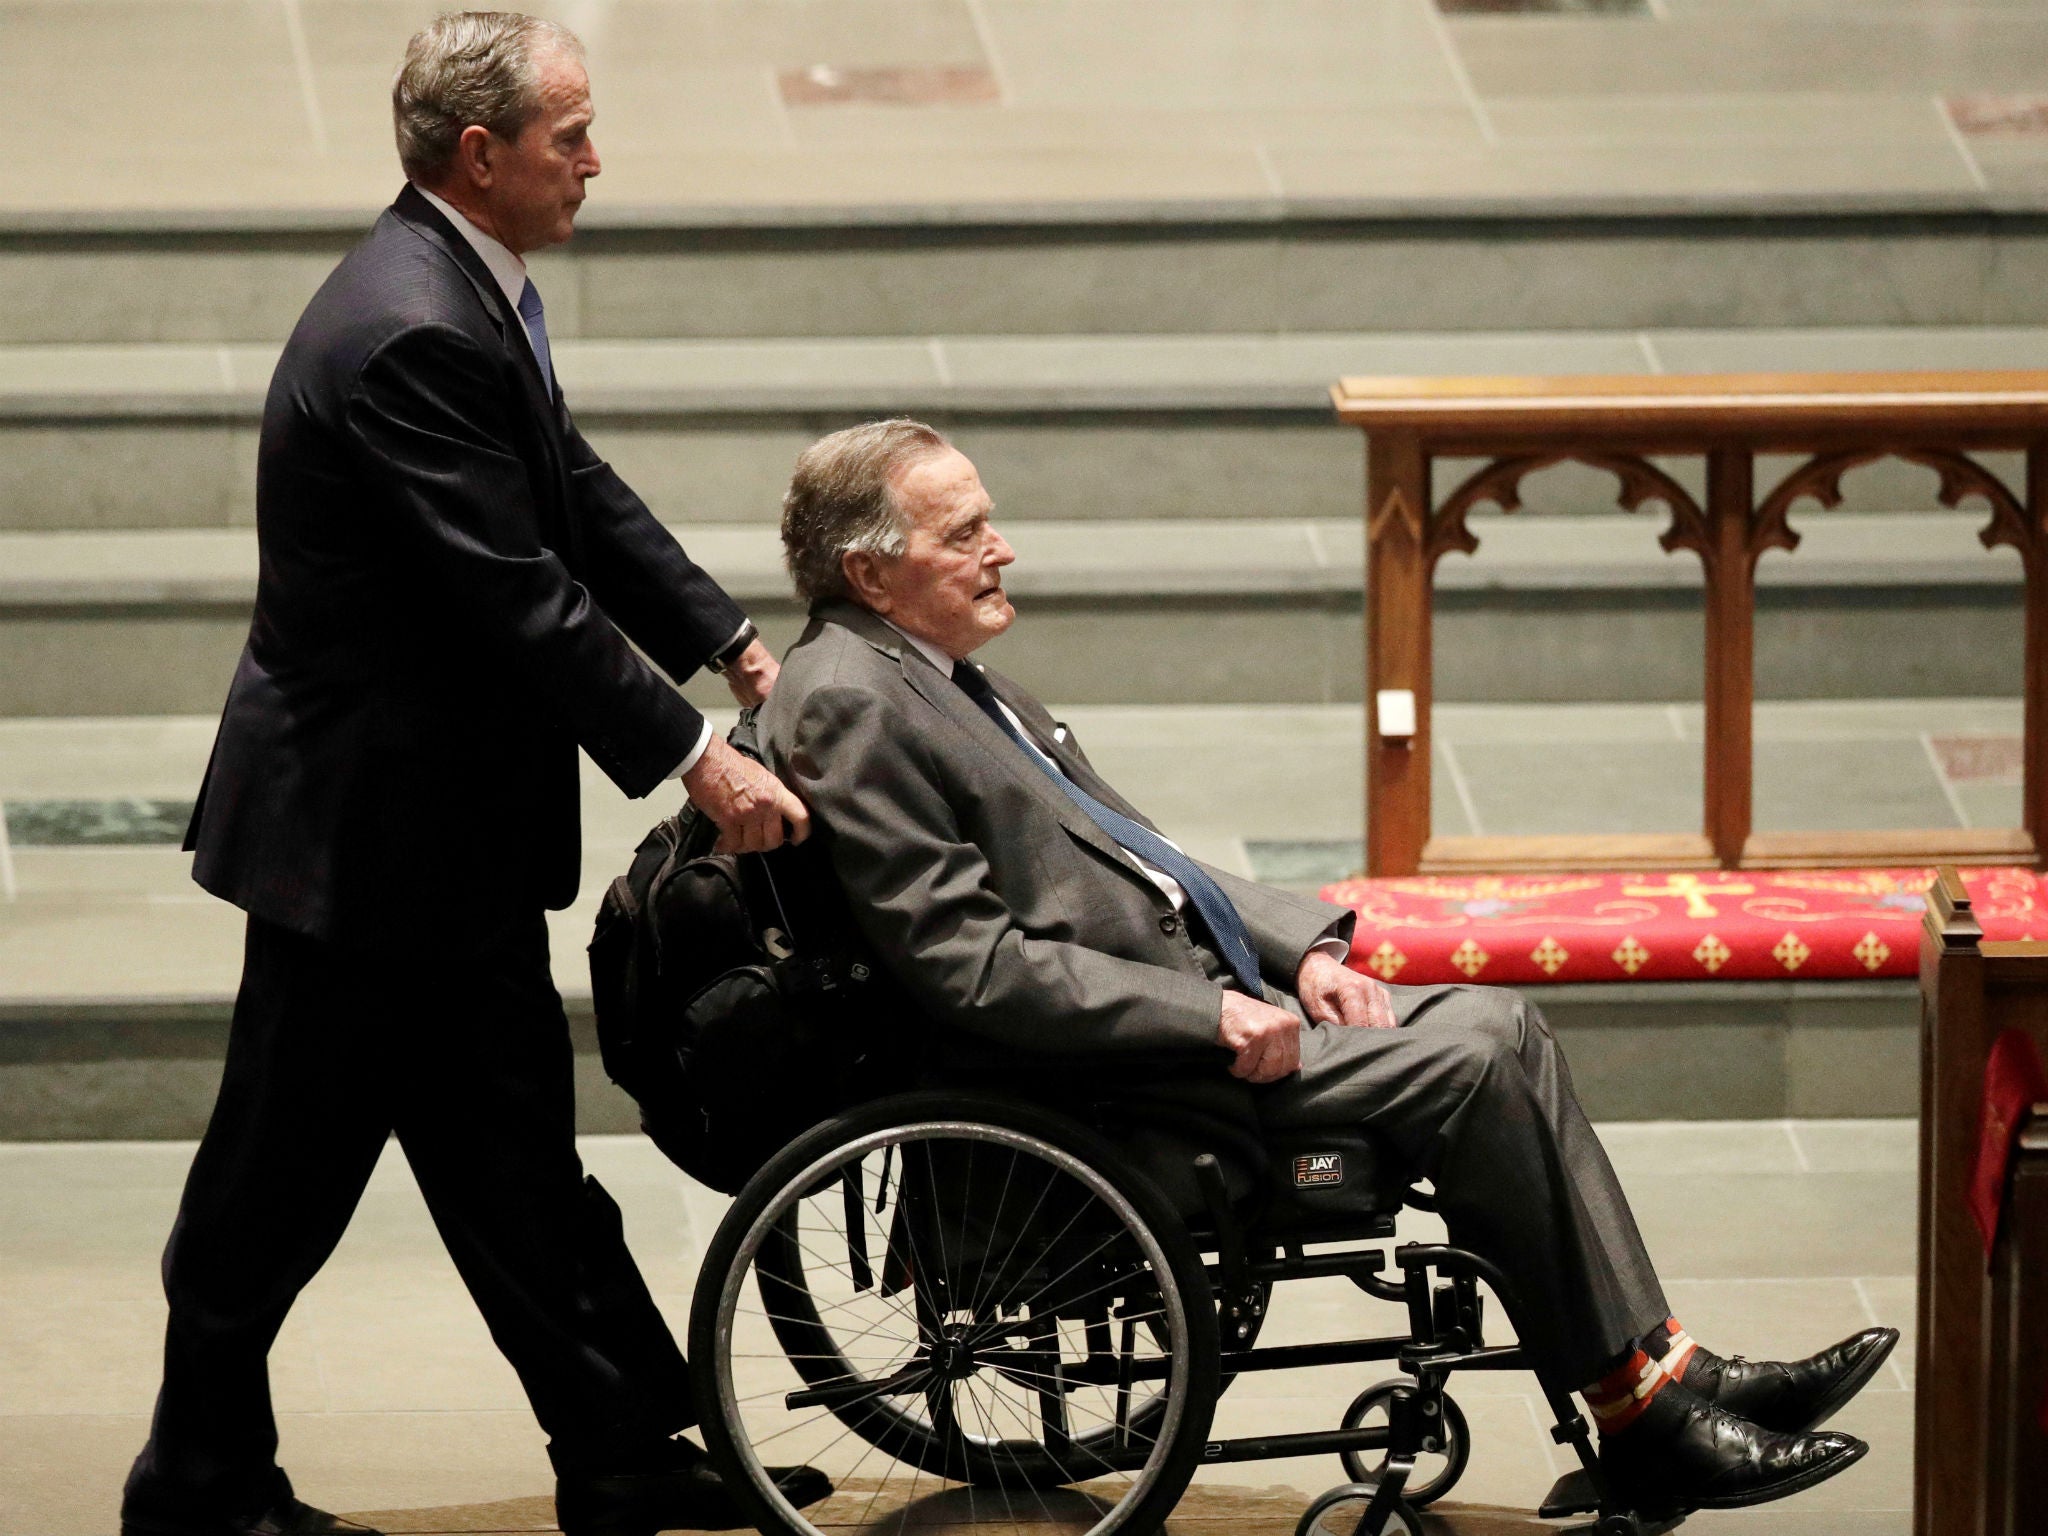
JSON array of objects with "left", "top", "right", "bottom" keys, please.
[
  {"left": 388, "top": 914, "right": 691, "bottom": 1471},
  {"left": 126, "top": 912, "right": 692, "bottom": 1519},
  {"left": 126, "top": 917, "right": 393, "bottom": 1518}
]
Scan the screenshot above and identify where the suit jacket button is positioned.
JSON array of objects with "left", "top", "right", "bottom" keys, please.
[{"left": 1159, "top": 913, "right": 1179, "bottom": 935}]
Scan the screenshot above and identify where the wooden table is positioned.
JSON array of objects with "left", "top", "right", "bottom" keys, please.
[{"left": 1332, "top": 372, "right": 2048, "bottom": 876}]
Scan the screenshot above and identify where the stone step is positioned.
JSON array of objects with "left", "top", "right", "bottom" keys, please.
[
  {"left": 12, "top": 326, "right": 2048, "bottom": 417},
  {"left": 6, "top": 327, "right": 2048, "bottom": 533},
  {"left": 0, "top": 515, "right": 2026, "bottom": 715},
  {"left": 0, "top": 514, "right": 2021, "bottom": 606},
  {"left": 0, "top": 979, "right": 1918, "bottom": 1140},
  {"left": 7, "top": 208, "right": 2048, "bottom": 345},
  {"left": 0, "top": 703, "right": 1938, "bottom": 1139}
]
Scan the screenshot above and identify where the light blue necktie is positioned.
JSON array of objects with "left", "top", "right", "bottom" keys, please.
[
  {"left": 516, "top": 278, "right": 554, "bottom": 398},
  {"left": 951, "top": 660, "right": 1264, "bottom": 997}
]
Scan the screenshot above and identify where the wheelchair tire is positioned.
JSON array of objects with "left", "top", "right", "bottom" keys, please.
[
  {"left": 689, "top": 1090, "right": 1221, "bottom": 1536},
  {"left": 1337, "top": 1381, "right": 1469, "bottom": 1507}
]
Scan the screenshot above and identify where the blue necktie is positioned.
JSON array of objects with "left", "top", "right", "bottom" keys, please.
[
  {"left": 516, "top": 278, "right": 554, "bottom": 398},
  {"left": 951, "top": 661, "right": 1264, "bottom": 997}
]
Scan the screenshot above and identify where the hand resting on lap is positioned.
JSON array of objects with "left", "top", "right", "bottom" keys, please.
[
  {"left": 1217, "top": 991, "right": 1301, "bottom": 1083},
  {"left": 1296, "top": 949, "right": 1396, "bottom": 1031}
]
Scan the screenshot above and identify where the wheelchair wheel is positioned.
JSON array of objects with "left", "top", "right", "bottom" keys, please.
[
  {"left": 1337, "top": 1380, "right": 1469, "bottom": 1507},
  {"left": 1294, "top": 1482, "right": 1424, "bottom": 1536},
  {"left": 690, "top": 1090, "right": 1221, "bottom": 1536}
]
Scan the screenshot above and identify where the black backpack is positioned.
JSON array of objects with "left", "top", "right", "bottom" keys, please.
[{"left": 588, "top": 710, "right": 920, "bottom": 1193}]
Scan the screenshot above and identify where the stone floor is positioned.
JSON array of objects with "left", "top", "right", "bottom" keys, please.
[
  {"left": 9, "top": 0, "right": 2048, "bottom": 219},
  {"left": 0, "top": 1117, "right": 1915, "bottom": 1536},
  {"left": 0, "top": 698, "right": 2019, "bottom": 1008}
]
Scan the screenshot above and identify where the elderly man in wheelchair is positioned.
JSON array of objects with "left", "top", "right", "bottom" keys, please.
[{"left": 602, "top": 419, "right": 1899, "bottom": 1536}]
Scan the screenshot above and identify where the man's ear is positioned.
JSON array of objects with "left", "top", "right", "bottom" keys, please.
[
  {"left": 451, "top": 124, "right": 496, "bottom": 190},
  {"left": 841, "top": 549, "right": 893, "bottom": 615}
]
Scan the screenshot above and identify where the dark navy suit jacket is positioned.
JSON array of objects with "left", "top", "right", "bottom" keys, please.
[{"left": 187, "top": 185, "right": 746, "bottom": 943}]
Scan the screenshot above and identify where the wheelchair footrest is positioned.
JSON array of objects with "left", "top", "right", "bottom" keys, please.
[
  {"left": 1539, "top": 1467, "right": 1601, "bottom": 1518},
  {"left": 1540, "top": 1469, "right": 1691, "bottom": 1535}
]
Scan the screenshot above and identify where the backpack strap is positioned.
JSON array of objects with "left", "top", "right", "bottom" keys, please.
[{"left": 728, "top": 706, "right": 765, "bottom": 760}]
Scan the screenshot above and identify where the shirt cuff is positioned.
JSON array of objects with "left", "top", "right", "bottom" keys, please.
[
  {"left": 708, "top": 618, "right": 756, "bottom": 672},
  {"left": 1304, "top": 917, "right": 1352, "bottom": 966},
  {"left": 669, "top": 718, "right": 715, "bottom": 780}
]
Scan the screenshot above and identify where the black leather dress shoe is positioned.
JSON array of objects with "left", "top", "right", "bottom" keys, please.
[
  {"left": 1684, "top": 1325, "right": 1899, "bottom": 1433},
  {"left": 556, "top": 1439, "right": 832, "bottom": 1536},
  {"left": 1599, "top": 1379, "right": 1867, "bottom": 1519},
  {"left": 120, "top": 1497, "right": 383, "bottom": 1536}
]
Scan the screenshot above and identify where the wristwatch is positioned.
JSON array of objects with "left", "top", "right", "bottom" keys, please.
[{"left": 705, "top": 619, "right": 759, "bottom": 675}]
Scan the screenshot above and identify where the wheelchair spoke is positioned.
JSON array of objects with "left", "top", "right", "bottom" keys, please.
[
  {"left": 957, "top": 1142, "right": 1025, "bottom": 1326},
  {"left": 730, "top": 1348, "right": 916, "bottom": 1363},
  {"left": 957, "top": 1375, "right": 1067, "bottom": 1530},
  {"left": 972, "top": 1363, "right": 1162, "bottom": 1448},
  {"left": 960, "top": 1144, "right": 1064, "bottom": 1327},
  {"left": 968, "top": 1169, "right": 1106, "bottom": 1319},
  {"left": 833, "top": 1406, "right": 910, "bottom": 1535},
  {"left": 736, "top": 1305, "right": 920, "bottom": 1362},
  {"left": 741, "top": 1294, "right": 920, "bottom": 1351},
  {"left": 986, "top": 1228, "right": 1139, "bottom": 1327},
  {"left": 778, "top": 1218, "right": 925, "bottom": 1326}
]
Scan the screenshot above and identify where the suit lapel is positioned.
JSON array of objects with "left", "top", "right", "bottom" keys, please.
[
  {"left": 389, "top": 186, "right": 571, "bottom": 534},
  {"left": 822, "top": 605, "right": 1151, "bottom": 881},
  {"left": 904, "top": 652, "right": 1141, "bottom": 871},
  {"left": 392, "top": 184, "right": 516, "bottom": 342},
  {"left": 984, "top": 668, "right": 1155, "bottom": 827}
]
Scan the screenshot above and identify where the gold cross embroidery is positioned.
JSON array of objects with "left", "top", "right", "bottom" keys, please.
[{"left": 1620, "top": 873, "right": 1757, "bottom": 919}]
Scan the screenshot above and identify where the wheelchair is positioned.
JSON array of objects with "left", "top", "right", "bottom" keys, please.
[{"left": 683, "top": 1083, "right": 1685, "bottom": 1536}]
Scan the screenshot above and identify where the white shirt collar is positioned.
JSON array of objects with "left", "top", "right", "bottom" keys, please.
[
  {"left": 414, "top": 184, "right": 529, "bottom": 314},
  {"left": 879, "top": 616, "right": 961, "bottom": 679}
]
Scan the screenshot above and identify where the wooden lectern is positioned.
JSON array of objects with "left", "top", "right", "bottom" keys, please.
[{"left": 1917, "top": 869, "right": 2048, "bottom": 1536}]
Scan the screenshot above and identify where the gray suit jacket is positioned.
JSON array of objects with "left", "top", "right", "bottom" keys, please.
[{"left": 757, "top": 602, "right": 1353, "bottom": 1061}]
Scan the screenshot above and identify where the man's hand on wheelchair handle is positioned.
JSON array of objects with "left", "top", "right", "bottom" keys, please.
[
  {"left": 1295, "top": 949, "right": 1396, "bottom": 1030},
  {"left": 1217, "top": 991, "right": 1300, "bottom": 1083},
  {"left": 683, "top": 733, "right": 811, "bottom": 853},
  {"left": 723, "top": 639, "right": 780, "bottom": 708}
]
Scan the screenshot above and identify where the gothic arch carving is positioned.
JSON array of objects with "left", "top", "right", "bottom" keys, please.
[
  {"left": 1430, "top": 451, "right": 1709, "bottom": 570},
  {"left": 1754, "top": 447, "right": 2032, "bottom": 570}
]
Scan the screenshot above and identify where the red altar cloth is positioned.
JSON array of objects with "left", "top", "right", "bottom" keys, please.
[{"left": 1319, "top": 867, "right": 2048, "bottom": 986}]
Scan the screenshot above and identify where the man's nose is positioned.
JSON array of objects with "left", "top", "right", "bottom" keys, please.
[
  {"left": 986, "top": 529, "right": 1016, "bottom": 567},
  {"left": 583, "top": 138, "right": 602, "bottom": 178}
]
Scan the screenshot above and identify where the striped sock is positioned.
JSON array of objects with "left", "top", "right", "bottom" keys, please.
[
  {"left": 1582, "top": 1317, "right": 1698, "bottom": 1435},
  {"left": 1647, "top": 1316, "right": 1701, "bottom": 1381}
]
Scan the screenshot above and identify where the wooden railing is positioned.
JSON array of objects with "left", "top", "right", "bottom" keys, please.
[
  {"left": 1917, "top": 871, "right": 2048, "bottom": 1536},
  {"left": 1333, "top": 372, "right": 2048, "bottom": 876}
]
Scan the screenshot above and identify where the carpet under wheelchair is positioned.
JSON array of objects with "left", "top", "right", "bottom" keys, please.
[{"left": 1320, "top": 866, "right": 2048, "bottom": 985}]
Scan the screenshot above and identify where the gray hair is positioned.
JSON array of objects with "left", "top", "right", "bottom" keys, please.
[
  {"left": 782, "top": 419, "right": 952, "bottom": 606},
  {"left": 393, "top": 12, "right": 584, "bottom": 183}
]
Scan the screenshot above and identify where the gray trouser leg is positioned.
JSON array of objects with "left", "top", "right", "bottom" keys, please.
[{"left": 1256, "top": 983, "right": 1669, "bottom": 1386}]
